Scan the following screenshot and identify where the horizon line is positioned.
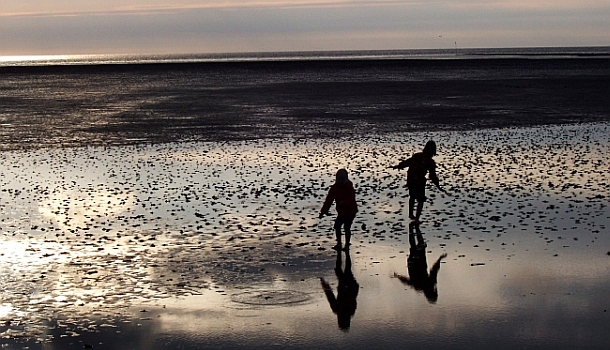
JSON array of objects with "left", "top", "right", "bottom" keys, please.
[{"left": 2, "top": 45, "right": 609, "bottom": 59}]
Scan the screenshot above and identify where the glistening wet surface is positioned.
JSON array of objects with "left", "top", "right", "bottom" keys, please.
[{"left": 1, "top": 123, "right": 609, "bottom": 349}]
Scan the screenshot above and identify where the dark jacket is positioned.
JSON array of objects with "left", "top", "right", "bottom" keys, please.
[{"left": 395, "top": 152, "right": 439, "bottom": 188}]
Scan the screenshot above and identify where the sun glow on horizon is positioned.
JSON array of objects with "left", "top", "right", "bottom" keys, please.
[{"left": 0, "top": 55, "right": 100, "bottom": 63}]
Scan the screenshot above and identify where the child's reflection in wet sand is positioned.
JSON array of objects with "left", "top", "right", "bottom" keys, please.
[
  {"left": 394, "top": 222, "right": 447, "bottom": 303},
  {"left": 320, "top": 249, "right": 359, "bottom": 331}
]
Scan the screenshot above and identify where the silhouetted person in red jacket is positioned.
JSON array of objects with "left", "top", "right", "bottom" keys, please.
[
  {"left": 390, "top": 140, "right": 443, "bottom": 222},
  {"left": 320, "top": 169, "right": 358, "bottom": 251}
]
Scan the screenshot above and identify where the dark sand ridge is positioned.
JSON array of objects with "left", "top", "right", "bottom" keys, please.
[
  {"left": 1, "top": 58, "right": 609, "bottom": 151},
  {"left": 0, "top": 123, "right": 609, "bottom": 346}
]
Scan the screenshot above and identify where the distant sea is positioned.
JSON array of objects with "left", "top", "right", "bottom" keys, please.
[
  {"left": 1, "top": 47, "right": 609, "bottom": 150},
  {"left": 1, "top": 46, "right": 609, "bottom": 67}
]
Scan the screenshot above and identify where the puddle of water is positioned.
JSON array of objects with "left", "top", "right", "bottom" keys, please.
[{"left": 0, "top": 123, "right": 609, "bottom": 349}]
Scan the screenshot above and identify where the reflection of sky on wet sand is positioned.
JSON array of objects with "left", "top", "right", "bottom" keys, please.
[{"left": 1, "top": 123, "right": 609, "bottom": 348}]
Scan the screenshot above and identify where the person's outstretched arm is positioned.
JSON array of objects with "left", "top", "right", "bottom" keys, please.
[
  {"left": 390, "top": 158, "right": 412, "bottom": 170},
  {"left": 320, "top": 278, "right": 339, "bottom": 313},
  {"left": 428, "top": 162, "right": 443, "bottom": 191},
  {"left": 393, "top": 272, "right": 413, "bottom": 286},
  {"left": 319, "top": 187, "right": 335, "bottom": 218},
  {"left": 429, "top": 253, "right": 447, "bottom": 282}
]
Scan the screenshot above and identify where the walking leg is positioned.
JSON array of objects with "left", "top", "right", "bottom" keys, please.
[
  {"left": 343, "top": 226, "right": 351, "bottom": 250},
  {"left": 409, "top": 197, "right": 416, "bottom": 220},
  {"left": 333, "top": 218, "right": 342, "bottom": 250},
  {"left": 415, "top": 201, "right": 424, "bottom": 221}
]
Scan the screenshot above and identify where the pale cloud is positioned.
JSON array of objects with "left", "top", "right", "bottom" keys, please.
[
  {"left": 1, "top": 0, "right": 609, "bottom": 55},
  {"left": 2, "top": 0, "right": 608, "bottom": 17}
]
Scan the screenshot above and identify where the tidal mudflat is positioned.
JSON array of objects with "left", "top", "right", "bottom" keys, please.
[{"left": 1, "top": 123, "right": 609, "bottom": 349}]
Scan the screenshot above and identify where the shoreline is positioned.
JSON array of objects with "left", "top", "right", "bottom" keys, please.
[
  {"left": 2, "top": 46, "right": 609, "bottom": 68},
  {"left": 2, "top": 120, "right": 609, "bottom": 153}
]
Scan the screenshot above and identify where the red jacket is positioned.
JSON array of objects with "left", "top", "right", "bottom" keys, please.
[{"left": 321, "top": 180, "right": 358, "bottom": 218}]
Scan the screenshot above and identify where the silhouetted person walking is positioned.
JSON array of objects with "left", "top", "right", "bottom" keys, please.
[
  {"left": 390, "top": 140, "right": 443, "bottom": 222},
  {"left": 320, "top": 169, "right": 358, "bottom": 251},
  {"left": 394, "top": 222, "right": 447, "bottom": 303},
  {"left": 320, "top": 249, "right": 359, "bottom": 331}
]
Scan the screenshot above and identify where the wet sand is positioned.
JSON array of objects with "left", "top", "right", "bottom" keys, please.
[
  {"left": 1, "top": 122, "right": 609, "bottom": 349},
  {"left": 1, "top": 58, "right": 609, "bottom": 150}
]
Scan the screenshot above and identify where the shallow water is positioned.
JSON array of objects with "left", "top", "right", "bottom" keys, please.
[
  {"left": 1, "top": 123, "right": 609, "bottom": 349},
  {"left": 2, "top": 58, "right": 609, "bottom": 151}
]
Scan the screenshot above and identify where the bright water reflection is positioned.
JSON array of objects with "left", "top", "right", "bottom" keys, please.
[{"left": 0, "top": 123, "right": 609, "bottom": 349}]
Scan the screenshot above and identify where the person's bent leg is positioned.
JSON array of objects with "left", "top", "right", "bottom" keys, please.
[
  {"left": 343, "top": 227, "right": 351, "bottom": 250},
  {"left": 415, "top": 200, "right": 424, "bottom": 221},
  {"left": 409, "top": 197, "right": 416, "bottom": 220},
  {"left": 343, "top": 215, "right": 355, "bottom": 251},
  {"left": 408, "top": 184, "right": 417, "bottom": 220},
  {"left": 333, "top": 218, "right": 343, "bottom": 250},
  {"left": 413, "top": 186, "right": 426, "bottom": 221}
]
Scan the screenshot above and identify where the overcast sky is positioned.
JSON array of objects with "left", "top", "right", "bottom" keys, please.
[{"left": 1, "top": 0, "right": 609, "bottom": 56}]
